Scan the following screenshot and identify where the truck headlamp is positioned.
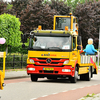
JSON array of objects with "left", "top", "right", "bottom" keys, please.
[
  {"left": 63, "top": 60, "right": 69, "bottom": 64},
  {"left": 28, "top": 68, "right": 35, "bottom": 71},
  {"left": 62, "top": 69, "right": 71, "bottom": 72},
  {"left": 29, "top": 59, "right": 35, "bottom": 63}
]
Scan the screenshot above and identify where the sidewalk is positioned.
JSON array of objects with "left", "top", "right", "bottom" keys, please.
[{"left": 5, "top": 70, "right": 29, "bottom": 80}]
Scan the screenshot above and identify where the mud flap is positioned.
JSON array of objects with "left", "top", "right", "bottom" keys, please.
[{"left": 93, "top": 68, "right": 98, "bottom": 74}]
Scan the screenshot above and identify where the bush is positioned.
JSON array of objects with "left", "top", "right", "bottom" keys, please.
[
  {"left": 8, "top": 45, "right": 28, "bottom": 54},
  {"left": 74, "top": 1, "right": 100, "bottom": 48},
  {"left": 0, "top": 13, "right": 22, "bottom": 47}
]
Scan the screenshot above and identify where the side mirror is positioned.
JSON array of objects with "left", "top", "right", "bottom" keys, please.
[
  {"left": 77, "top": 46, "right": 81, "bottom": 50},
  {"left": 21, "top": 34, "right": 27, "bottom": 43},
  {"left": 34, "top": 36, "right": 37, "bottom": 42},
  {"left": 77, "top": 36, "right": 81, "bottom": 45},
  {"left": 22, "top": 43, "right": 25, "bottom": 48}
]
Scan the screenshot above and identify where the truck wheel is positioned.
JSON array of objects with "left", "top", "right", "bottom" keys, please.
[
  {"left": 30, "top": 74, "right": 38, "bottom": 82},
  {"left": 91, "top": 72, "right": 93, "bottom": 78},
  {"left": 70, "top": 67, "right": 78, "bottom": 83},
  {"left": 86, "top": 67, "right": 91, "bottom": 81},
  {"left": 91, "top": 66, "right": 93, "bottom": 78},
  {"left": 80, "top": 74, "right": 85, "bottom": 80}
]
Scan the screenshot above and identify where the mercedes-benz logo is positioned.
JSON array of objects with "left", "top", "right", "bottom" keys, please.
[{"left": 46, "top": 58, "right": 51, "bottom": 64}]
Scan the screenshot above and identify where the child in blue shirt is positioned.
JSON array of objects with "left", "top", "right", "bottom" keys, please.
[{"left": 83, "top": 38, "right": 97, "bottom": 55}]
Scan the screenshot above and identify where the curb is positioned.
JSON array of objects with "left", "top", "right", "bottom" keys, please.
[{"left": 4, "top": 76, "right": 29, "bottom": 80}]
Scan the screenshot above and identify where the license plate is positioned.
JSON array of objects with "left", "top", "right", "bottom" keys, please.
[{"left": 43, "top": 68, "right": 54, "bottom": 71}]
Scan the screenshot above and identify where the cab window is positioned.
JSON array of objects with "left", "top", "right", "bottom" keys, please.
[{"left": 73, "top": 37, "right": 76, "bottom": 49}]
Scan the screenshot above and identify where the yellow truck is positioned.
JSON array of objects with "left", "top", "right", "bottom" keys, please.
[
  {"left": 22, "top": 13, "right": 98, "bottom": 83},
  {"left": 0, "top": 52, "right": 6, "bottom": 90}
]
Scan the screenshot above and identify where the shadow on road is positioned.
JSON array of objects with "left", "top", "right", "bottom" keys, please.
[
  {"left": 29, "top": 76, "right": 99, "bottom": 84},
  {"left": 30, "top": 78, "right": 84, "bottom": 84}
]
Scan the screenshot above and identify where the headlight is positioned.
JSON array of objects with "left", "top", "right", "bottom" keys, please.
[
  {"left": 62, "top": 69, "right": 71, "bottom": 72},
  {"left": 28, "top": 68, "right": 35, "bottom": 71},
  {"left": 29, "top": 59, "right": 35, "bottom": 63},
  {"left": 63, "top": 60, "right": 69, "bottom": 64}
]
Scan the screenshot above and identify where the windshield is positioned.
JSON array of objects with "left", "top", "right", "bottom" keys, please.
[
  {"left": 56, "top": 17, "right": 71, "bottom": 30},
  {"left": 32, "top": 36, "right": 71, "bottom": 50}
]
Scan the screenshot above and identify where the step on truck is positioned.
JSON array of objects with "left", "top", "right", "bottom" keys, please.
[{"left": 21, "top": 13, "right": 98, "bottom": 83}]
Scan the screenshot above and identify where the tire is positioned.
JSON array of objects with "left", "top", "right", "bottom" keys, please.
[
  {"left": 80, "top": 74, "right": 85, "bottom": 80},
  {"left": 30, "top": 74, "right": 38, "bottom": 82},
  {"left": 85, "top": 67, "right": 91, "bottom": 81},
  {"left": 91, "top": 66, "right": 93, "bottom": 78},
  {"left": 91, "top": 72, "right": 93, "bottom": 78},
  {"left": 70, "top": 67, "right": 78, "bottom": 83}
]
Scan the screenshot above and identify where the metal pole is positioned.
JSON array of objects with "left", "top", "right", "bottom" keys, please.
[
  {"left": 13, "top": 55, "right": 15, "bottom": 69},
  {"left": 98, "top": 27, "right": 100, "bottom": 67},
  {"left": 21, "top": 54, "right": 23, "bottom": 69}
]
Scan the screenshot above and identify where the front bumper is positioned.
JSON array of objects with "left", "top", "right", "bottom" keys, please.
[{"left": 27, "top": 64, "right": 75, "bottom": 77}]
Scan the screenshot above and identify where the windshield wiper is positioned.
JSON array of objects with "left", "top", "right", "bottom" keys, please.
[
  {"left": 47, "top": 47, "right": 62, "bottom": 50},
  {"left": 33, "top": 46, "right": 42, "bottom": 49}
]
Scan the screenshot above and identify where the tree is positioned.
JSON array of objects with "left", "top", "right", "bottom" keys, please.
[
  {"left": 18, "top": 0, "right": 58, "bottom": 33},
  {"left": 67, "top": 0, "right": 99, "bottom": 11},
  {"left": 0, "top": 1, "right": 7, "bottom": 14},
  {"left": 74, "top": 1, "right": 100, "bottom": 48},
  {"left": 6, "top": 0, "right": 28, "bottom": 18},
  {"left": 5, "top": 0, "right": 71, "bottom": 33},
  {"left": 46, "top": 0, "right": 71, "bottom": 15},
  {"left": 0, "top": 13, "right": 22, "bottom": 53}
]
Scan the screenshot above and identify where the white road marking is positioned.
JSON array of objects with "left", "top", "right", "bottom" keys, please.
[
  {"left": 62, "top": 90, "right": 68, "bottom": 92},
  {"left": 52, "top": 92, "right": 58, "bottom": 94},
  {"left": 30, "top": 98, "right": 37, "bottom": 100},
  {"left": 79, "top": 87, "right": 84, "bottom": 89},
  {"left": 71, "top": 88, "right": 77, "bottom": 90},
  {"left": 42, "top": 95, "right": 48, "bottom": 97}
]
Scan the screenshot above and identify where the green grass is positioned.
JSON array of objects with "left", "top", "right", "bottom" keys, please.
[{"left": 81, "top": 93, "right": 100, "bottom": 100}]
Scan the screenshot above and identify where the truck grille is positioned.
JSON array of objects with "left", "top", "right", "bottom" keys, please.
[
  {"left": 39, "top": 70, "right": 58, "bottom": 73},
  {"left": 30, "top": 58, "right": 68, "bottom": 67}
]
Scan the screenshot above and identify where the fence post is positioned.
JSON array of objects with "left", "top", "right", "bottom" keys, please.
[
  {"left": 13, "top": 55, "right": 15, "bottom": 69},
  {"left": 21, "top": 54, "right": 23, "bottom": 69}
]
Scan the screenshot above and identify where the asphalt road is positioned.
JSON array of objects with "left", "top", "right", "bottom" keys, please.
[{"left": 0, "top": 73, "right": 100, "bottom": 100}]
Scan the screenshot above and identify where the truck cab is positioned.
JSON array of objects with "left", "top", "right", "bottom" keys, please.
[{"left": 26, "top": 30, "right": 79, "bottom": 83}]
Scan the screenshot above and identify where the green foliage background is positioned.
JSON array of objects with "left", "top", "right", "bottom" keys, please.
[
  {"left": 0, "top": 13, "right": 22, "bottom": 47},
  {"left": 74, "top": 1, "right": 100, "bottom": 48},
  {"left": 0, "top": 0, "right": 100, "bottom": 53}
]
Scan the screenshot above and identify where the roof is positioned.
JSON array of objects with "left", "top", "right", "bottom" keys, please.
[{"left": 31, "top": 30, "right": 77, "bottom": 36}]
